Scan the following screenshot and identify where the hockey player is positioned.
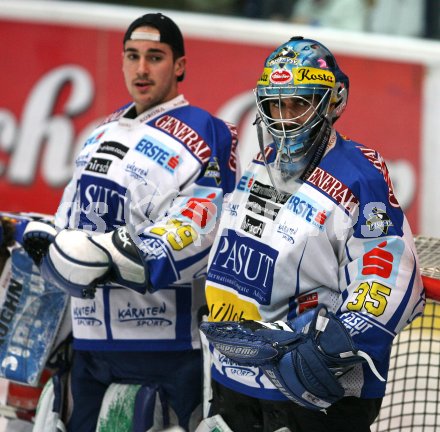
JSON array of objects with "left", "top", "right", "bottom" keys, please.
[
  {"left": 24, "top": 12, "right": 239, "bottom": 432},
  {"left": 200, "top": 36, "right": 424, "bottom": 432}
]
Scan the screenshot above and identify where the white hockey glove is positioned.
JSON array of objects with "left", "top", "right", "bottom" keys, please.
[{"left": 40, "top": 227, "right": 149, "bottom": 299}]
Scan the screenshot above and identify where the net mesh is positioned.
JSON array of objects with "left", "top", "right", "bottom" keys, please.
[
  {"left": 415, "top": 236, "right": 440, "bottom": 280},
  {"left": 371, "top": 300, "right": 440, "bottom": 431}
]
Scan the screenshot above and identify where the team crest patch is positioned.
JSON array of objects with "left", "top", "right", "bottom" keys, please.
[
  {"left": 268, "top": 46, "right": 299, "bottom": 66},
  {"left": 204, "top": 158, "right": 221, "bottom": 186},
  {"left": 366, "top": 207, "right": 393, "bottom": 234}
]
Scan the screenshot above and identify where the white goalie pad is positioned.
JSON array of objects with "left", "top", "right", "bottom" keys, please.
[
  {"left": 96, "top": 383, "right": 180, "bottom": 432},
  {"left": 33, "top": 377, "right": 66, "bottom": 432},
  {"left": 35, "top": 380, "right": 190, "bottom": 432},
  {"left": 194, "top": 415, "right": 233, "bottom": 432}
]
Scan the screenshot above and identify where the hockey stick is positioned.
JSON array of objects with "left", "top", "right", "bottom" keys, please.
[{"left": 414, "top": 235, "right": 440, "bottom": 301}]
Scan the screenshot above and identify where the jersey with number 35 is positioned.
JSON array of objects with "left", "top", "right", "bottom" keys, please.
[{"left": 206, "top": 129, "right": 424, "bottom": 401}]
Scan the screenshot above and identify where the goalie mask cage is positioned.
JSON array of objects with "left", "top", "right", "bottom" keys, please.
[{"left": 371, "top": 236, "right": 440, "bottom": 432}]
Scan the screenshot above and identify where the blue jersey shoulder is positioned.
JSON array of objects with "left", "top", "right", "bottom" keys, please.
[
  {"left": 151, "top": 105, "right": 238, "bottom": 193},
  {"left": 318, "top": 132, "right": 404, "bottom": 236},
  {"left": 154, "top": 104, "right": 233, "bottom": 144}
]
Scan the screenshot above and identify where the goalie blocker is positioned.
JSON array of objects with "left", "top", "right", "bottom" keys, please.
[
  {"left": 200, "top": 306, "right": 384, "bottom": 411},
  {"left": 23, "top": 223, "right": 150, "bottom": 299}
]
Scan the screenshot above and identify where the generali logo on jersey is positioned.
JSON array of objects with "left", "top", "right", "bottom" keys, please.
[
  {"left": 155, "top": 115, "right": 211, "bottom": 164},
  {"left": 307, "top": 167, "right": 359, "bottom": 216}
]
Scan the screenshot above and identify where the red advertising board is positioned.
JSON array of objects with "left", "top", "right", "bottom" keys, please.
[{"left": 0, "top": 19, "right": 422, "bottom": 230}]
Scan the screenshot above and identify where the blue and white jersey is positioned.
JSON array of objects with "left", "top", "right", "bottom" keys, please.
[
  {"left": 55, "top": 95, "right": 239, "bottom": 352},
  {"left": 206, "top": 129, "right": 424, "bottom": 401}
]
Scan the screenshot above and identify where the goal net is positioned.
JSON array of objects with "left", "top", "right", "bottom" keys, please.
[
  {"left": 371, "top": 301, "right": 440, "bottom": 431},
  {"left": 371, "top": 236, "right": 440, "bottom": 431}
]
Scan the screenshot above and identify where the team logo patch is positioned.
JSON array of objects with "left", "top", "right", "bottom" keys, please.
[
  {"left": 366, "top": 207, "right": 393, "bottom": 234},
  {"left": 268, "top": 46, "right": 299, "bottom": 66},
  {"left": 204, "top": 158, "right": 221, "bottom": 186}
]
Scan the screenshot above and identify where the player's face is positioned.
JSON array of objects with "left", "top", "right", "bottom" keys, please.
[
  {"left": 122, "top": 26, "right": 186, "bottom": 115},
  {"left": 268, "top": 95, "right": 318, "bottom": 130}
]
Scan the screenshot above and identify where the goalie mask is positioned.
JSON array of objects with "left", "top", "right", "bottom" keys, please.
[{"left": 255, "top": 36, "right": 349, "bottom": 184}]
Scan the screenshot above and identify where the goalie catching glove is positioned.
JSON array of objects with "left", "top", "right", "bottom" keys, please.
[
  {"left": 200, "top": 305, "right": 384, "bottom": 411},
  {"left": 26, "top": 225, "right": 149, "bottom": 299}
]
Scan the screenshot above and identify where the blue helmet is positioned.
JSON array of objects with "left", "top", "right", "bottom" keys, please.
[{"left": 255, "top": 37, "right": 349, "bottom": 179}]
